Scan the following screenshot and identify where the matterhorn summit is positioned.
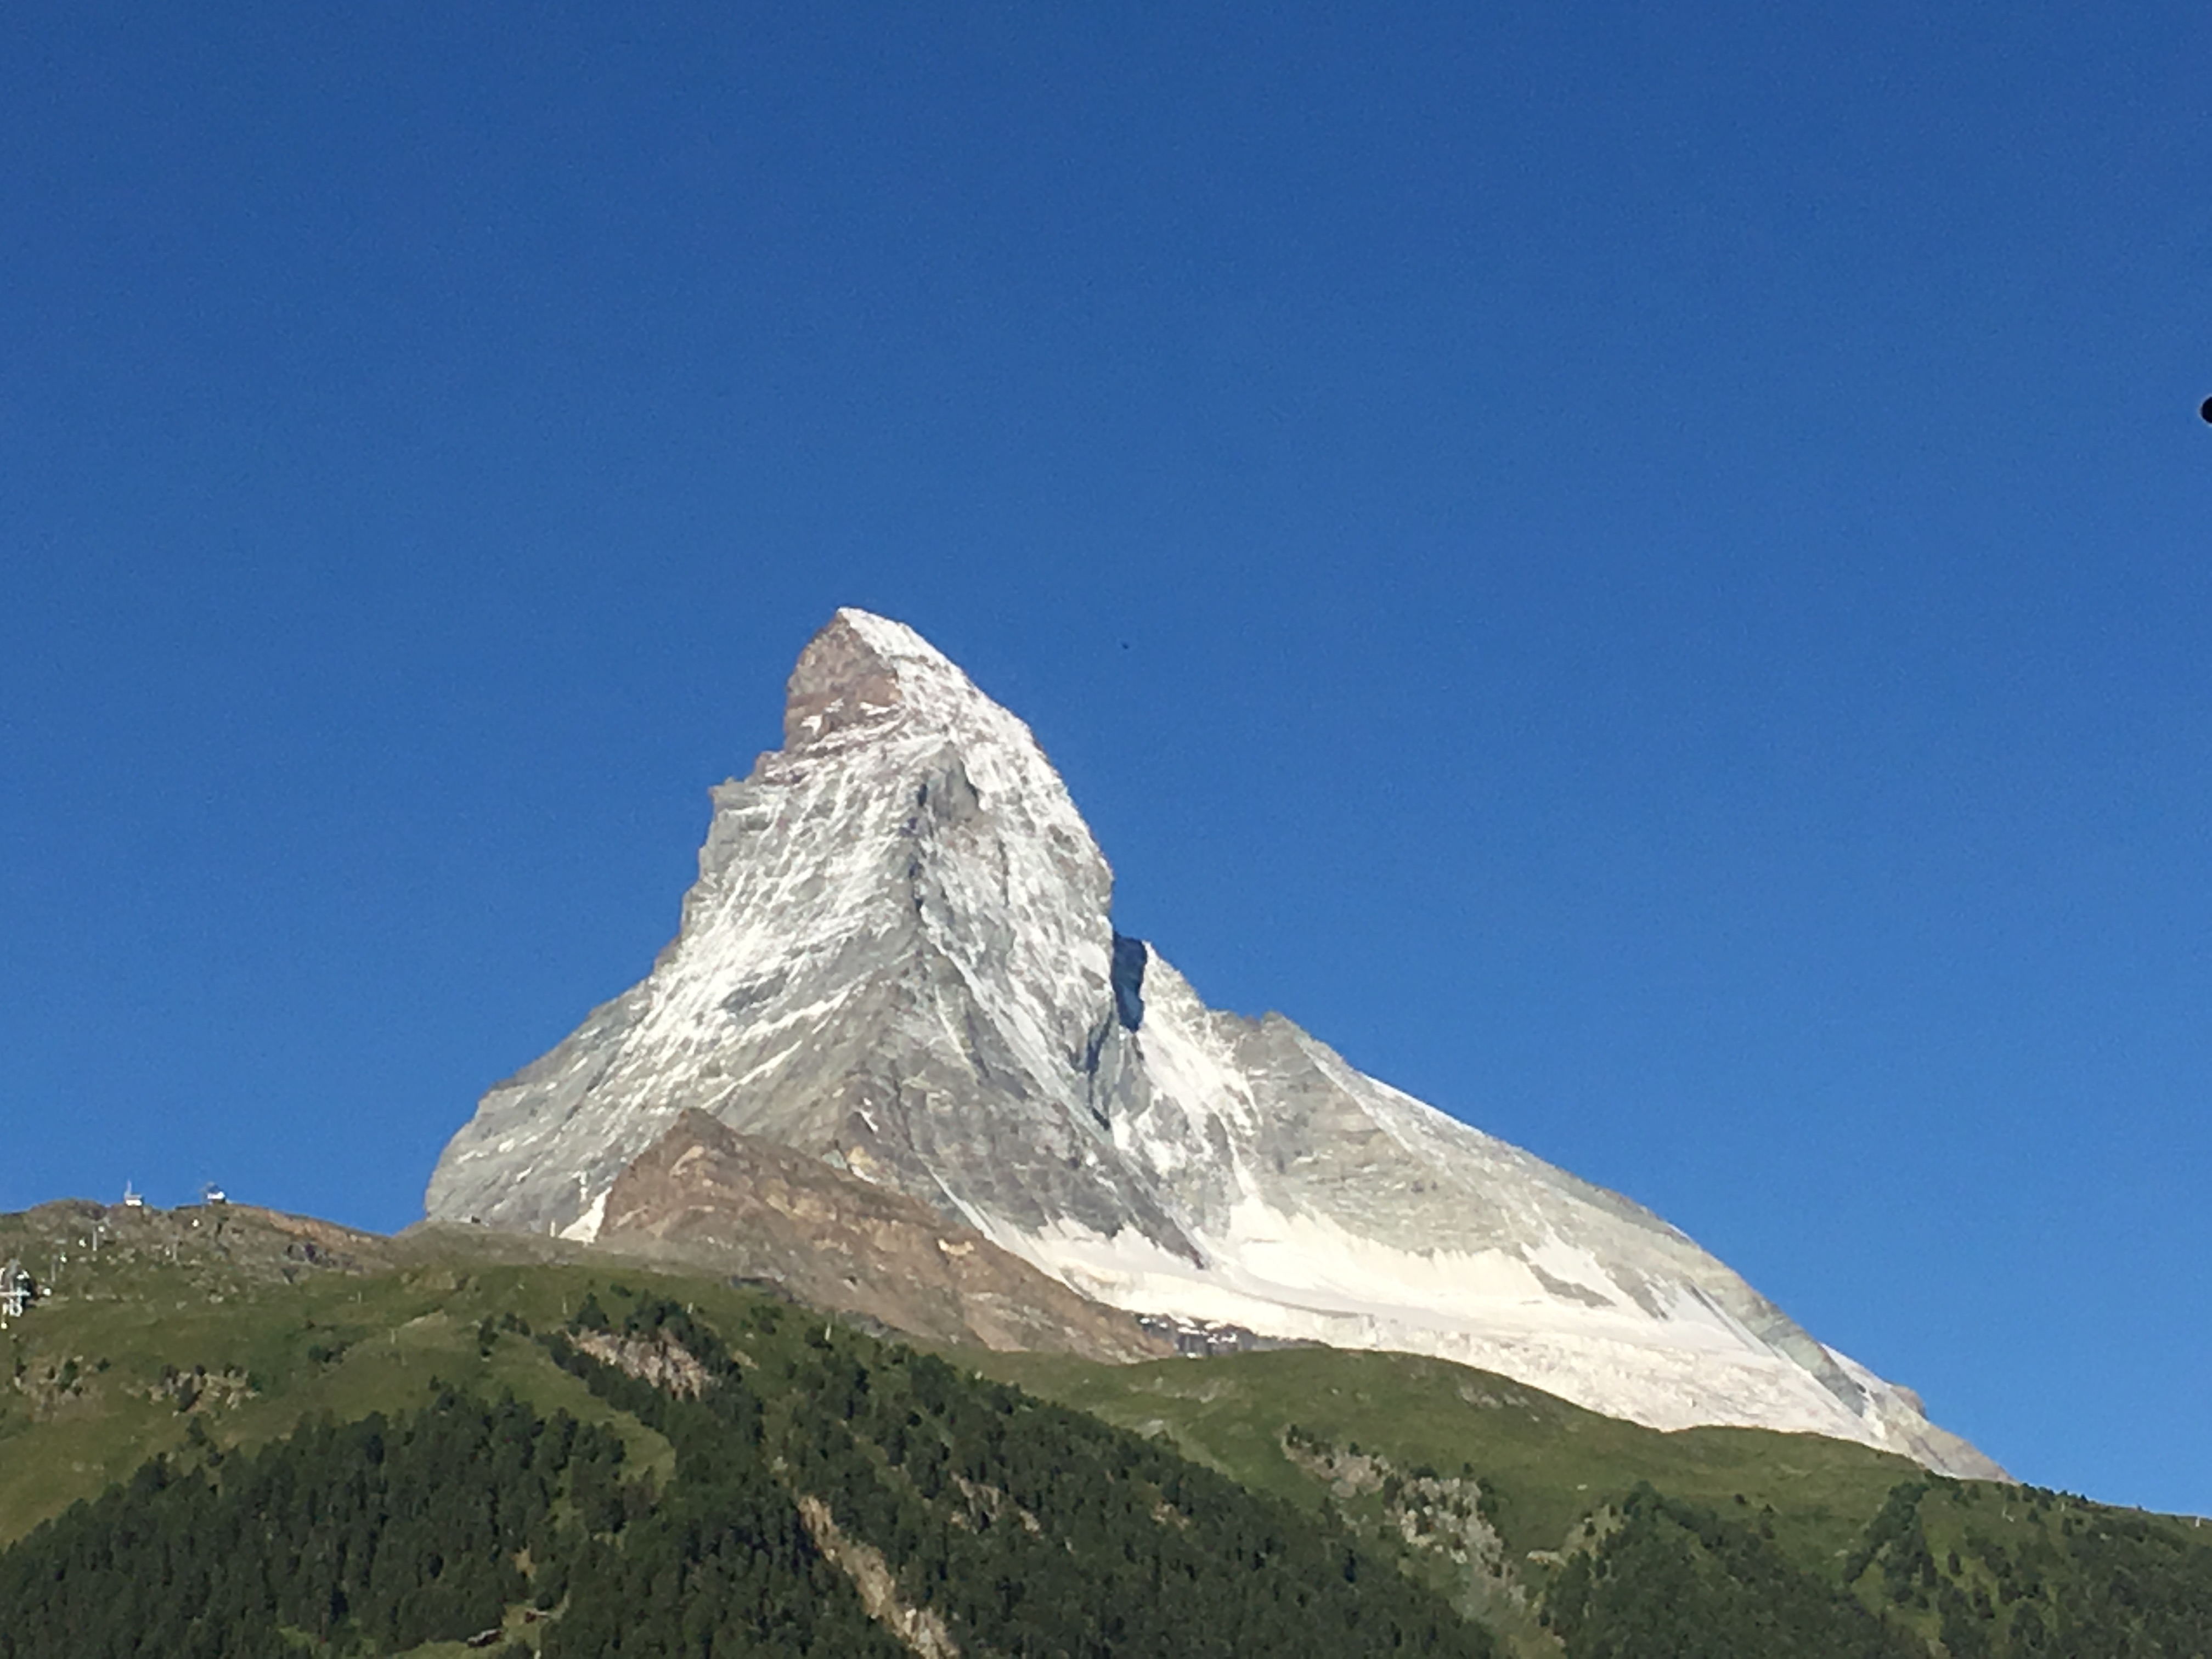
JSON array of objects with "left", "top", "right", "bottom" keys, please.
[{"left": 430, "top": 608, "right": 1999, "bottom": 1477}]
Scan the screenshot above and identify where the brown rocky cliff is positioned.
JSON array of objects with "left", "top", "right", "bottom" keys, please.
[{"left": 597, "top": 1111, "right": 1169, "bottom": 1363}]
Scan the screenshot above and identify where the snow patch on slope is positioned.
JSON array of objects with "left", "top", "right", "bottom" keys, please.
[{"left": 560, "top": 1188, "right": 608, "bottom": 1244}]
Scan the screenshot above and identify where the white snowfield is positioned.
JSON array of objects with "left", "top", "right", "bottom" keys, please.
[{"left": 427, "top": 608, "right": 2001, "bottom": 1479}]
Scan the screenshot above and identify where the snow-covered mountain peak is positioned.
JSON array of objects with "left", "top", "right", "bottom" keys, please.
[{"left": 428, "top": 610, "right": 2002, "bottom": 1480}]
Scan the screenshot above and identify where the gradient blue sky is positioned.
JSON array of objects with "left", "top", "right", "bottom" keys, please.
[{"left": 5, "top": 4, "right": 2209, "bottom": 1515}]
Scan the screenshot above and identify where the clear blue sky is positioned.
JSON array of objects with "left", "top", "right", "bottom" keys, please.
[{"left": 4, "top": 4, "right": 2208, "bottom": 1515}]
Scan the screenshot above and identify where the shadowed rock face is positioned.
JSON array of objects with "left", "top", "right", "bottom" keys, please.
[
  {"left": 597, "top": 1111, "right": 1170, "bottom": 1363},
  {"left": 427, "top": 608, "right": 2002, "bottom": 1479}
]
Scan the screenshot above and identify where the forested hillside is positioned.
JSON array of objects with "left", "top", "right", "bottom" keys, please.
[
  {"left": 1539, "top": 1478, "right": 2212, "bottom": 1658},
  {"left": 4, "top": 1203, "right": 2209, "bottom": 1657},
  {"left": 1, "top": 1289, "right": 1490, "bottom": 1658}
]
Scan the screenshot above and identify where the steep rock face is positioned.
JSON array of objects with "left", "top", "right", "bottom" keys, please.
[
  {"left": 596, "top": 1111, "right": 1170, "bottom": 1362},
  {"left": 428, "top": 608, "right": 2000, "bottom": 1478}
]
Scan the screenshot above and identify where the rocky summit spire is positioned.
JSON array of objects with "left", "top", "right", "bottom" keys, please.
[
  {"left": 430, "top": 606, "right": 1192, "bottom": 1257},
  {"left": 428, "top": 608, "right": 2002, "bottom": 1479},
  {"left": 780, "top": 608, "right": 967, "bottom": 750}
]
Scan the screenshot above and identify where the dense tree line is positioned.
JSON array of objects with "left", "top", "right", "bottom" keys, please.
[
  {"left": 544, "top": 1295, "right": 1494, "bottom": 1659},
  {"left": 0, "top": 1388, "right": 614, "bottom": 1658},
  {"left": 535, "top": 1301, "right": 905, "bottom": 1658},
  {"left": 789, "top": 1336, "right": 1486, "bottom": 1657},
  {"left": 1542, "top": 1484, "right": 1922, "bottom": 1659},
  {"left": 1847, "top": 1480, "right": 2212, "bottom": 1658},
  {"left": 1547, "top": 1476, "right": 2212, "bottom": 1659}
]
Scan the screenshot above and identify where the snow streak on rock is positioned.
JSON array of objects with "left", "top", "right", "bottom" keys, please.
[{"left": 427, "top": 608, "right": 2000, "bottom": 1479}]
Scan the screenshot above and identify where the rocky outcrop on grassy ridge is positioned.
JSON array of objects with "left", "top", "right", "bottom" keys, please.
[{"left": 1282, "top": 1425, "right": 1541, "bottom": 1645}]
